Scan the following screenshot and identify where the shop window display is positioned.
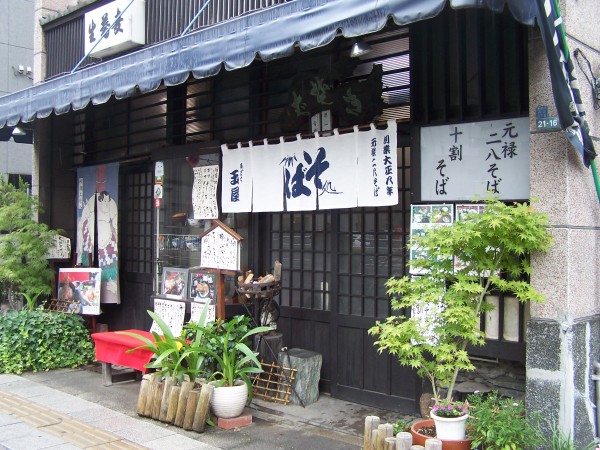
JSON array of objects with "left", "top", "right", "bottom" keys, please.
[{"left": 153, "top": 156, "right": 248, "bottom": 303}]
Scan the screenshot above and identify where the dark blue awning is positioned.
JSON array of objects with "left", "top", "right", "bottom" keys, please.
[{"left": 0, "top": 0, "right": 536, "bottom": 127}]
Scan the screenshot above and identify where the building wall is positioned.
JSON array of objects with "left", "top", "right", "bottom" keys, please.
[
  {"left": 30, "top": 0, "right": 600, "bottom": 443},
  {"left": 0, "top": 0, "right": 34, "bottom": 177},
  {"left": 527, "top": 0, "right": 600, "bottom": 446}
]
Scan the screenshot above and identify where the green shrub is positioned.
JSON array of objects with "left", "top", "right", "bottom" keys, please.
[{"left": 0, "top": 309, "right": 94, "bottom": 374}]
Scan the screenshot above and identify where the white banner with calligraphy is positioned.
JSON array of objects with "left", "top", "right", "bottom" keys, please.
[
  {"left": 221, "top": 121, "right": 398, "bottom": 212},
  {"left": 318, "top": 131, "right": 358, "bottom": 210},
  {"left": 221, "top": 144, "right": 253, "bottom": 213},
  {"left": 420, "top": 118, "right": 530, "bottom": 201},
  {"left": 356, "top": 123, "right": 399, "bottom": 207},
  {"left": 251, "top": 140, "right": 284, "bottom": 213}
]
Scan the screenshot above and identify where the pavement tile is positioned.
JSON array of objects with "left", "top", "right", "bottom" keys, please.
[
  {"left": 0, "top": 411, "right": 20, "bottom": 426},
  {"left": 1, "top": 422, "right": 42, "bottom": 440},
  {"left": 2, "top": 382, "right": 58, "bottom": 400},
  {"left": 20, "top": 410, "right": 64, "bottom": 427},
  {"left": 86, "top": 414, "right": 144, "bottom": 433},
  {"left": 0, "top": 374, "right": 23, "bottom": 385},
  {"left": 141, "top": 434, "right": 217, "bottom": 450},
  {"left": 87, "top": 441, "right": 147, "bottom": 450},
  {"left": 109, "top": 420, "right": 173, "bottom": 445},
  {"left": 1, "top": 432, "right": 68, "bottom": 450},
  {"left": 0, "top": 389, "right": 146, "bottom": 450}
]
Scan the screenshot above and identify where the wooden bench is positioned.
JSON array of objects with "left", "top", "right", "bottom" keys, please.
[{"left": 91, "top": 298, "right": 186, "bottom": 386}]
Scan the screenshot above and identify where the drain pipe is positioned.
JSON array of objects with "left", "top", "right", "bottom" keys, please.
[{"left": 593, "top": 361, "right": 600, "bottom": 443}]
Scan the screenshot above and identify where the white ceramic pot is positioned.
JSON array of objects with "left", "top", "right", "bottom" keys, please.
[
  {"left": 209, "top": 380, "right": 248, "bottom": 419},
  {"left": 430, "top": 411, "right": 469, "bottom": 440}
]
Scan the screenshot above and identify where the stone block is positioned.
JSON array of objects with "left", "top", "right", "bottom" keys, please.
[{"left": 278, "top": 348, "right": 322, "bottom": 406}]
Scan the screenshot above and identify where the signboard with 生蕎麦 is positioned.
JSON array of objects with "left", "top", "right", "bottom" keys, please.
[
  {"left": 420, "top": 117, "right": 530, "bottom": 201},
  {"left": 84, "top": 0, "right": 146, "bottom": 59}
]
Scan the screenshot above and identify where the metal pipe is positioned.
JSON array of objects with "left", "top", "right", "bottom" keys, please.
[
  {"left": 181, "top": 0, "right": 213, "bottom": 36},
  {"left": 593, "top": 361, "right": 600, "bottom": 442}
]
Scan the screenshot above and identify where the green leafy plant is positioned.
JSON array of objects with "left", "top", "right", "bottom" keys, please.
[
  {"left": 537, "top": 420, "right": 598, "bottom": 450},
  {"left": 20, "top": 292, "right": 44, "bottom": 312},
  {"left": 0, "top": 178, "right": 60, "bottom": 303},
  {"left": 393, "top": 418, "right": 414, "bottom": 435},
  {"left": 183, "top": 313, "right": 255, "bottom": 374},
  {"left": 369, "top": 198, "right": 553, "bottom": 407},
  {"left": 121, "top": 303, "right": 212, "bottom": 383},
  {"left": 467, "top": 391, "right": 540, "bottom": 450},
  {"left": 0, "top": 309, "right": 94, "bottom": 373},
  {"left": 191, "top": 316, "right": 270, "bottom": 401}
]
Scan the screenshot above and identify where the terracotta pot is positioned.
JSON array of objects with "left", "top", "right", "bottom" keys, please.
[
  {"left": 209, "top": 380, "right": 248, "bottom": 419},
  {"left": 410, "top": 419, "right": 473, "bottom": 450}
]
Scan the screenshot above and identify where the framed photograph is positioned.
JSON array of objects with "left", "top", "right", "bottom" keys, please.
[
  {"left": 58, "top": 268, "right": 102, "bottom": 315},
  {"left": 161, "top": 267, "right": 189, "bottom": 300},
  {"left": 188, "top": 270, "right": 218, "bottom": 303}
]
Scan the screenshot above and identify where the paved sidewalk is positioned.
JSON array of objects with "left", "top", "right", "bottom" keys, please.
[
  {"left": 0, "top": 373, "right": 216, "bottom": 450},
  {"left": 0, "top": 367, "right": 413, "bottom": 450}
]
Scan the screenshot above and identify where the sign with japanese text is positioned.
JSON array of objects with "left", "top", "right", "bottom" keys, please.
[
  {"left": 84, "top": 0, "right": 146, "bottom": 58},
  {"left": 192, "top": 165, "right": 219, "bottom": 220},
  {"left": 420, "top": 118, "right": 530, "bottom": 201},
  {"left": 221, "top": 121, "right": 398, "bottom": 212}
]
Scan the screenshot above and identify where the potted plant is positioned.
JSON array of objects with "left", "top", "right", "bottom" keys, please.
[
  {"left": 369, "top": 198, "right": 553, "bottom": 445},
  {"left": 122, "top": 308, "right": 210, "bottom": 383},
  {"left": 189, "top": 315, "right": 270, "bottom": 418}
]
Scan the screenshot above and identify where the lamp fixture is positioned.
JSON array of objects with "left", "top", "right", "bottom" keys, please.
[
  {"left": 12, "top": 127, "right": 26, "bottom": 136},
  {"left": 350, "top": 38, "right": 372, "bottom": 58}
]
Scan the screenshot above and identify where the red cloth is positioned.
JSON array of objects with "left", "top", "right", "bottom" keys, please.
[{"left": 92, "top": 330, "right": 156, "bottom": 373}]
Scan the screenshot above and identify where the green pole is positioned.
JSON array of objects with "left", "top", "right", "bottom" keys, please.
[{"left": 591, "top": 159, "right": 600, "bottom": 205}]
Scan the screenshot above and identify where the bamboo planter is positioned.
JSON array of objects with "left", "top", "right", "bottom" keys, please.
[{"left": 137, "top": 373, "right": 214, "bottom": 433}]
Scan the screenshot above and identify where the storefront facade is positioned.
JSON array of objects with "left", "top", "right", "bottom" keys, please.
[{"left": 0, "top": 0, "right": 598, "bottom": 445}]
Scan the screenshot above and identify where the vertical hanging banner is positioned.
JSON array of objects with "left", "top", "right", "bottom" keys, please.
[
  {"left": 96, "top": 163, "right": 120, "bottom": 304},
  {"left": 75, "top": 164, "right": 120, "bottom": 305},
  {"left": 192, "top": 165, "right": 219, "bottom": 219},
  {"left": 221, "top": 144, "right": 252, "bottom": 213},
  {"left": 283, "top": 135, "right": 317, "bottom": 212},
  {"left": 356, "top": 121, "right": 398, "bottom": 207},
  {"left": 76, "top": 166, "right": 97, "bottom": 267},
  {"left": 318, "top": 130, "right": 358, "bottom": 210},
  {"left": 252, "top": 140, "right": 284, "bottom": 212}
]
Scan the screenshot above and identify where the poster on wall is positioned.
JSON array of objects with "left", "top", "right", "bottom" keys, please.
[
  {"left": 409, "top": 204, "right": 454, "bottom": 275},
  {"left": 58, "top": 268, "right": 102, "bottom": 315},
  {"left": 188, "top": 270, "right": 218, "bottom": 302},
  {"left": 46, "top": 235, "right": 72, "bottom": 260},
  {"left": 75, "top": 163, "right": 121, "bottom": 304},
  {"left": 192, "top": 165, "right": 219, "bottom": 219},
  {"left": 161, "top": 267, "right": 189, "bottom": 300}
]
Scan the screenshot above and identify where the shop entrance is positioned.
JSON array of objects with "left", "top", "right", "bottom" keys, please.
[{"left": 270, "top": 144, "right": 419, "bottom": 412}]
